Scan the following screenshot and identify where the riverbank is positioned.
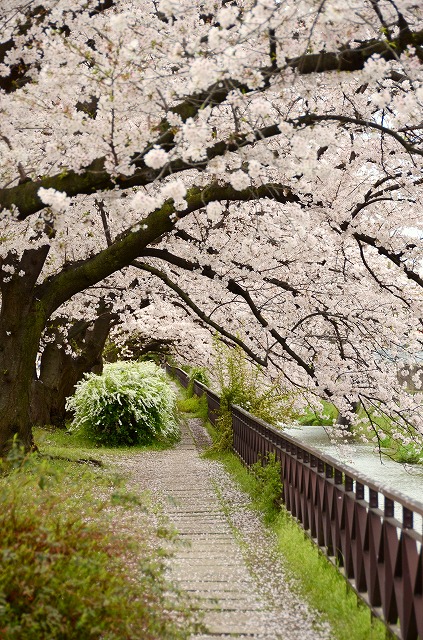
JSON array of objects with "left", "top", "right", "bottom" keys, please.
[{"left": 283, "top": 423, "right": 423, "bottom": 506}]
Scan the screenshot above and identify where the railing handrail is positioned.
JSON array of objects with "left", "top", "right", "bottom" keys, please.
[
  {"left": 232, "top": 403, "right": 423, "bottom": 518},
  {"left": 192, "top": 379, "right": 220, "bottom": 400}
]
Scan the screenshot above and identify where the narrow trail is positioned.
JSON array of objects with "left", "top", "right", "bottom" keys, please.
[{"left": 109, "top": 418, "right": 331, "bottom": 640}]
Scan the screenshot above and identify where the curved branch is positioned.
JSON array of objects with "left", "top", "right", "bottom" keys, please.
[
  {"left": 3, "top": 107, "right": 419, "bottom": 220},
  {"left": 138, "top": 247, "right": 314, "bottom": 377},
  {"left": 293, "top": 114, "right": 423, "bottom": 157},
  {"left": 139, "top": 248, "right": 218, "bottom": 278},
  {"left": 339, "top": 174, "right": 423, "bottom": 233},
  {"left": 286, "top": 26, "right": 423, "bottom": 74},
  {"left": 0, "top": 124, "right": 284, "bottom": 219},
  {"left": 131, "top": 260, "right": 267, "bottom": 366},
  {"left": 35, "top": 181, "right": 295, "bottom": 313},
  {"left": 227, "top": 280, "right": 315, "bottom": 378},
  {"left": 355, "top": 238, "right": 412, "bottom": 307},
  {"left": 140, "top": 248, "right": 302, "bottom": 300},
  {"left": 354, "top": 232, "right": 423, "bottom": 288}
]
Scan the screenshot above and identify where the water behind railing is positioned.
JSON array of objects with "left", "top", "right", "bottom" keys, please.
[{"left": 283, "top": 423, "right": 423, "bottom": 536}]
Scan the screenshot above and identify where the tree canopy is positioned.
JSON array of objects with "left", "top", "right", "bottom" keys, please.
[{"left": 0, "top": 0, "right": 422, "bottom": 451}]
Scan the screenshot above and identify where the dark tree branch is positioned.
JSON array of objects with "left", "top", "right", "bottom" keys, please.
[
  {"left": 139, "top": 247, "right": 217, "bottom": 278},
  {"left": 293, "top": 113, "right": 423, "bottom": 157},
  {"left": 353, "top": 232, "right": 423, "bottom": 289},
  {"left": 227, "top": 279, "right": 315, "bottom": 378},
  {"left": 0, "top": 124, "right": 289, "bottom": 219},
  {"left": 2, "top": 107, "right": 419, "bottom": 221},
  {"left": 137, "top": 246, "right": 314, "bottom": 377},
  {"left": 369, "top": 0, "right": 392, "bottom": 40},
  {"left": 268, "top": 28, "right": 277, "bottom": 72},
  {"left": 356, "top": 238, "right": 412, "bottom": 307},
  {"left": 131, "top": 260, "right": 267, "bottom": 366},
  {"left": 33, "top": 181, "right": 295, "bottom": 314},
  {"left": 1, "top": 23, "right": 422, "bottom": 216},
  {"left": 96, "top": 199, "right": 112, "bottom": 247},
  {"left": 286, "top": 26, "right": 423, "bottom": 74}
]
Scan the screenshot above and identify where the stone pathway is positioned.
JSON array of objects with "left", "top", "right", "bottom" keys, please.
[{"left": 110, "top": 418, "right": 331, "bottom": 640}]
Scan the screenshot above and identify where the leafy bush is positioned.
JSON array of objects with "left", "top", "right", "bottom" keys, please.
[
  {"left": 66, "top": 361, "right": 179, "bottom": 447},
  {"left": 211, "top": 339, "right": 297, "bottom": 451},
  {"left": 188, "top": 366, "right": 209, "bottom": 391},
  {"left": 251, "top": 453, "right": 283, "bottom": 522},
  {"left": 215, "top": 339, "right": 297, "bottom": 423},
  {"left": 190, "top": 367, "right": 209, "bottom": 386},
  {"left": 0, "top": 448, "right": 194, "bottom": 639}
]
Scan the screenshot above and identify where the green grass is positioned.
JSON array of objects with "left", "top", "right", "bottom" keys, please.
[
  {"left": 177, "top": 393, "right": 209, "bottom": 422},
  {"left": 350, "top": 409, "right": 423, "bottom": 464},
  {"left": 201, "top": 423, "right": 388, "bottom": 640},
  {"left": 390, "top": 443, "right": 422, "bottom": 464},
  {"left": 297, "top": 400, "right": 339, "bottom": 426},
  {"left": 0, "top": 434, "right": 197, "bottom": 640},
  {"left": 34, "top": 424, "right": 175, "bottom": 461}
]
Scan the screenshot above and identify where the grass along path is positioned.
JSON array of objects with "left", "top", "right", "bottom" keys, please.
[
  {"left": 107, "top": 416, "right": 331, "bottom": 639},
  {"left": 0, "top": 431, "right": 198, "bottom": 640}
]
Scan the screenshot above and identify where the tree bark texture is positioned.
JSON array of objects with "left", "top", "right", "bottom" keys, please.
[
  {"left": 31, "top": 313, "right": 114, "bottom": 427},
  {"left": 0, "top": 248, "right": 49, "bottom": 454}
]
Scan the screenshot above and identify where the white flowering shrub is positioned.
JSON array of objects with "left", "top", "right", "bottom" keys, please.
[{"left": 66, "top": 361, "right": 179, "bottom": 447}]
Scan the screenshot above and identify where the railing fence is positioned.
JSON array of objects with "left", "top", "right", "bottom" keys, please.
[{"left": 166, "top": 364, "right": 423, "bottom": 640}]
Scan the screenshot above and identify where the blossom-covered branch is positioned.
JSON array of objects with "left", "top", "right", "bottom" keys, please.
[{"left": 131, "top": 260, "right": 267, "bottom": 366}]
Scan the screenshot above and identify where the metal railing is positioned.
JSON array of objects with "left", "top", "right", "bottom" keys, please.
[
  {"left": 192, "top": 380, "right": 220, "bottom": 425},
  {"left": 167, "top": 365, "right": 423, "bottom": 640}
]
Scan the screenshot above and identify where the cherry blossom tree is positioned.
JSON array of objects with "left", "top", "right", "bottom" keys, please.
[
  {"left": 0, "top": 0, "right": 422, "bottom": 453},
  {"left": 31, "top": 309, "right": 115, "bottom": 427},
  {"left": 32, "top": 274, "right": 214, "bottom": 427}
]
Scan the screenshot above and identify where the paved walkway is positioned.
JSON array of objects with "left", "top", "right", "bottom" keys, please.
[{"left": 111, "top": 418, "right": 331, "bottom": 640}]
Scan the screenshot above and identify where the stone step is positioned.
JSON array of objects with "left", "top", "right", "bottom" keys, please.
[
  {"left": 113, "top": 417, "right": 329, "bottom": 640},
  {"left": 202, "top": 610, "right": 276, "bottom": 635},
  {"left": 174, "top": 580, "right": 254, "bottom": 593},
  {"left": 190, "top": 598, "right": 266, "bottom": 612}
]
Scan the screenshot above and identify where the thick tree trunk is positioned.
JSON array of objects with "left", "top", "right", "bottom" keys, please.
[
  {"left": 31, "top": 314, "right": 114, "bottom": 427},
  {"left": 0, "top": 248, "right": 49, "bottom": 454},
  {"left": 0, "top": 318, "right": 44, "bottom": 453}
]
